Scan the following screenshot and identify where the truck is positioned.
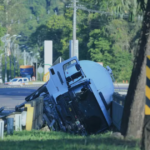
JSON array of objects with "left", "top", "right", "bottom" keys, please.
[
  {"left": 20, "top": 65, "right": 35, "bottom": 80},
  {"left": 17, "top": 56, "right": 114, "bottom": 135}
]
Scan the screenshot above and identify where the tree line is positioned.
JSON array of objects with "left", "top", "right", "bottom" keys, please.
[{"left": 0, "top": 0, "right": 143, "bottom": 82}]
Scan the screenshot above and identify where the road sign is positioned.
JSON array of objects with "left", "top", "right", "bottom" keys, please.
[
  {"left": 145, "top": 55, "right": 150, "bottom": 115},
  {"left": 37, "top": 67, "right": 44, "bottom": 74}
]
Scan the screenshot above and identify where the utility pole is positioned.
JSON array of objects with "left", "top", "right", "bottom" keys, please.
[
  {"left": 14, "top": 60, "right": 16, "bottom": 77},
  {"left": 5, "top": 41, "right": 7, "bottom": 82},
  {"left": 73, "top": 0, "right": 76, "bottom": 57},
  {"left": 24, "top": 50, "right": 26, "bottom": 66},
  {"left": 66, "top": 1, "right": 128, "bottom": 59},
  {"left": 0, "top": 54, "right": 3, "bottom": 83},
  {"left": 6, "top": 0, "right": 8, "bottom": 33},
  {"left": 1, "top": 34, "right": 10, "bottom": 82},
  {"left": 66, "top": 0, "right": 78, "bottom": 58}
]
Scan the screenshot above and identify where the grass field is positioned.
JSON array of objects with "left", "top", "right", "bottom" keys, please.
[{"left": 0, "top": 131, "right": 140, "bottom": 150}]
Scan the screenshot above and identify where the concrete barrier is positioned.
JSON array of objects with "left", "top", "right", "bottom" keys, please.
[
  {"left": 25, "top": 96, "right": 43, "bottom": 131},
  {"left": 25, "top": 104, "right": 34, "bottom": 131}
]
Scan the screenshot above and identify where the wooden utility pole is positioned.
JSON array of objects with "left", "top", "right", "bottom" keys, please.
[{"left": 121, "top": 0, "right": 150, "bottom": 139}]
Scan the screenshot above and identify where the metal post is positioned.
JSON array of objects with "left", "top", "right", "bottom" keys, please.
[
  {"left": 0, "top": 54, "right": 2, "bottom": 83},
  {"left": 24, "top": 50, "right": 26, "bottom": 65},
  {"left": 9, "top": 36, "right": 19, "bottom": 80},
  {"left": 9, "top": 55, "right": 11, "bottom": 80},
  {"left": 17, "top": 62, "right": 19, "bottom": 76},
  {"left": 14, "top": 59, "right": 15, "bottom": 77},
  {"left": 73, "top": 0, "right": 76, "bottom": 57},
  {"left": 36, "top": 60, "right": 37, "bottom": 81}
]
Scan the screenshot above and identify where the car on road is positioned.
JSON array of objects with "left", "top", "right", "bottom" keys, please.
[{"left": 5, "top": 77, "right": 29, "bottom": 86}]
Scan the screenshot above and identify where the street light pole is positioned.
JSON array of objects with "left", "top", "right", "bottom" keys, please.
[
  {"left": 0, "top": 54, "right": 3, "bottom": 83},
  {"left": 9, "top": 35, "right": 16, "bottom": 80},
  {"left": 17, "top": 62, "right": 19, "bottom": 76},
  {"left": 5, "top": 42, "right": 7, "bottom": 82},
  {"left": 9, "top": 35, "right": 21, "bottom": 79},
  {"left": 36, "top": 53, "right": 40, "bottom": 81},
  {"left": 1, "top": 34, "right": 10, "bottom": 82},
  {"left": 14, "top": 59, "right": 16, "bottom": 77},
  {"left": 14, "top": 60, "right": 17, "bottom": 77}
]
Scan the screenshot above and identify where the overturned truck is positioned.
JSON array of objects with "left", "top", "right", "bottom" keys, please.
[{"left": 16, "top": 57, "right": 114, "bottom": 135}]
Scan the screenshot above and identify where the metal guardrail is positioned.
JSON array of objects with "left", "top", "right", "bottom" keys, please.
[
  {"left": 113, "top": 92, "right": 126, "bottom": 106},
  {"left": 112, "top": 92, "right": 126, "bottom": 130}
]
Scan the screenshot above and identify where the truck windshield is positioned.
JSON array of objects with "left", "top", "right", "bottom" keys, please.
[
  {"left": 63, "top": 60, "right": 82, "bottom": 85},
  {"left": 71, "top": 85, "right": 108, "bottom": 134}
]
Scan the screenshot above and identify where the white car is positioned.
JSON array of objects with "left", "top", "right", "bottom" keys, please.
[{"left": 5, "top": 78, "right": 29, "bottom": 86}]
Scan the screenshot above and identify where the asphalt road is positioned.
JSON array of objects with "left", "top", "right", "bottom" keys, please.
[
  {"left": 0, "top": 87, "right": 39, "bottom": 109},
  {"left": 0, "top": 83, "right": 129, "bottom": 110}
]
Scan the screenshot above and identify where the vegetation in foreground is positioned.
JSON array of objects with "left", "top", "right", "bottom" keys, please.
[{"left": 0, "top": 131, "right": 140, "bottom": 150}]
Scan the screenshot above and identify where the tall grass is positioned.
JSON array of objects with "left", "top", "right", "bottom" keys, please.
[{"left": 0, "top": 131, "right": 140, "bottom": 150}]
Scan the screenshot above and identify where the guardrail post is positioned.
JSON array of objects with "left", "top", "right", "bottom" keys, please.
[
  {"left": 15, "top": 114, "right": 22, "bottom": 131},
  {"left": 25, "top": 104, "right": 34, "bottom": 131},
  {"left": 25, "top": 96, "right": 43, "bottom": 131},
  {"left": 40, "top": 97, "right": 43, "bottom": 128},
  {"left": 31, "top": 97, "right": 43, "bottom": 129},
  {"left": 7, "top": 117, "right": 14, "bottom": 135},
  {"left": 0, "top": 120, "right": 4, "bottom": 139}
]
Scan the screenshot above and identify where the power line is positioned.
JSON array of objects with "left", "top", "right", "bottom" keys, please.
[{"left": 66, "top": 2, "right": 129, "bottom": 17}]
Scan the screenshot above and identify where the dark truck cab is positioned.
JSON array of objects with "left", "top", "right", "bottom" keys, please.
[
  {"left": 56, "top": 81, "right": 108, "bottom": 134},
  {"left": 20, "top": 56, "right": 113, "bottom": 135}
]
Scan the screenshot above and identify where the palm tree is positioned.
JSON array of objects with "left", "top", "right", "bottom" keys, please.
[{"left": 121, "top": 0, "right": 150, "bottom": 142}]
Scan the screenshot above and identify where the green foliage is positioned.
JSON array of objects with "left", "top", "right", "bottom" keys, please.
[
  {"left": 0, "top": 25, "right": 6, "bottom": 48},
  {"left": 1, "top": 55, "right": 21, "bottom": 81},
  {"left": 0, "top": 0, "right": 144, "bottom": 81}
]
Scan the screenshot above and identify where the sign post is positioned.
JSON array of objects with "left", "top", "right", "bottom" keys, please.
[{"left": 44, "top": 41, "right": 53, "bottom": 74}]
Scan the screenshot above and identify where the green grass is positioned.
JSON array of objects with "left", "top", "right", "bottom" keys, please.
[{"left": 0, "top": 131, "right": 140, "bottom": 150}]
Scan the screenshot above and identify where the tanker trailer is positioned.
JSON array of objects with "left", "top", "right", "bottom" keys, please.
[{"left": 19, "top": 56, "right": 114, "bottom": 135}]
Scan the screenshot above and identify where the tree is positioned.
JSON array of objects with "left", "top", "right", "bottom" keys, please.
[
  {"left": 24, "top": 0, "right": 142, "bottom": 82},
  {"left": 121, "top": 0, "right": 150, "bottom": 139}
]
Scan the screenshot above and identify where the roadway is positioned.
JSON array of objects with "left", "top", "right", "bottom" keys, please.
[
  {"left": 114, "top": 83, "right": 128, "bottom": 95},
  {"left": 0, "top": 84, "right": 129, "bottom": 110},
  {"left": 0, "top": 87, "right": 39, "bottom": 109}
]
